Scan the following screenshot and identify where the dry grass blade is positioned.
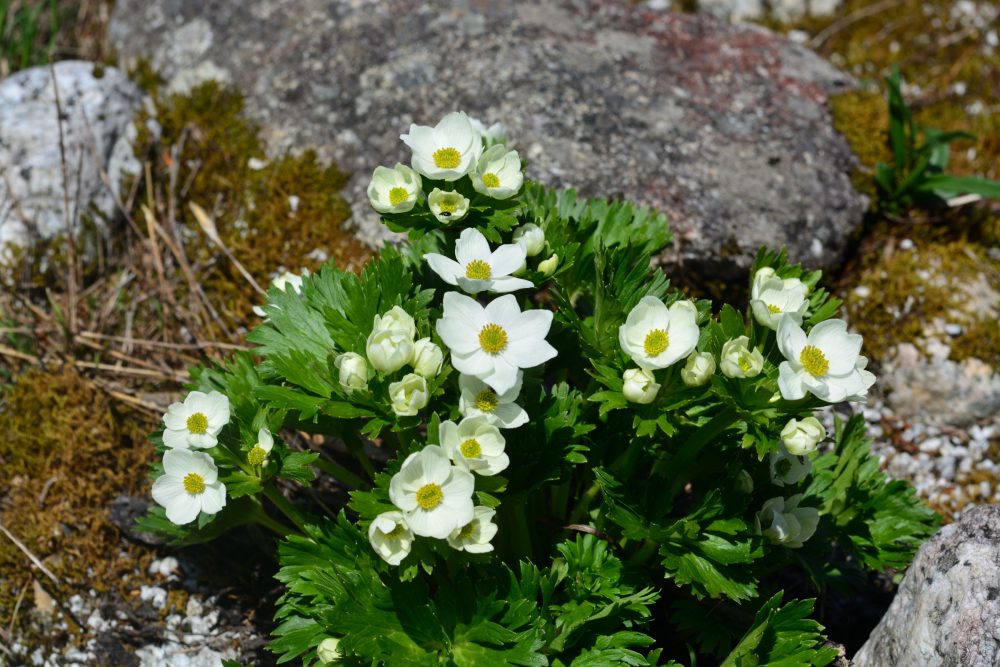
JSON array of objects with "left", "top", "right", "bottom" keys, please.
[
  {"left": 49, "top": 62, "right": 79, "bottom": 338},
  {"left": 189, "top": 201, "right": 266, "bottom": 295},
  {"left": 0, "top": 523, "right": 60, "bottom": 585}
]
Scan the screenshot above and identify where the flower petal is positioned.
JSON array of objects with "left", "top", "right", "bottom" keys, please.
[
  {"left": 454, "top": 228, "right": 491, "bottom": 265},
  {"left": 424, "top": 254, "right": 463, "bottom": 286}
]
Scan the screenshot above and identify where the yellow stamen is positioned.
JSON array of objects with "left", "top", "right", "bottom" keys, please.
[
  {"left": 481, "top": 173, "right": 500, "bottom": 188},
  {"left": 385, "top": 524, "right": 405, "bottom": 539},
  {"left": 433, "top": 147, "right": 461, "bottom": 169},
  {"left": 388, "top": 186, "right": 409, "bottom": 206},
  {"left": 643, "top": 329, "right": 669, "bottom": 357},
  {"left": 186, "top": 412, "right": 208, "bottom": 434},
  {"left": 183, "top": 472, "right": 205, "bottom": 494},
  {"left": 415, "top": 483, "right": 443, "bottom": 510},
  {"left": 799, "top": 345, "right": 829, "bottom": 377},
  {"left": 437, "top": 200, "right": 457, "bottom": 214},
  {"left": 479, "top": 323, "right": 508, "bottom": 355},
  {"left": 460, "top": 438, "right": 482, "bottom": 459},
  {"left": 465, "top": 259, "right": 492, "bottom": 280},
  {"left": 247, "top": 446, "right": 268, "bottom": 466},
  {"left": 474, "top": 389, "right": 498, "bottom": 412},
  {"left": 739, "top": 356, "right": 752, "bottom": 373},
  {"left": 458, "top": 521, "right": 476, "bottom": 540},
  {"left": 767, "top": 304, "right": 782, "bottom": 314}
]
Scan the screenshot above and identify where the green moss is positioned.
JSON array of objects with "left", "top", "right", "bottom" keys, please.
[
  {"left": 830, "top": 90, "right": 890, "bottom": 201},
  {"left": 844, "top": 233, "right": 1000, "bottom": 365},
  {"left": 0, "top": 368, "right": 154, "bottom": 643},
  {"left": 134, "top": 81, "right": 370, "bottom": 334}
]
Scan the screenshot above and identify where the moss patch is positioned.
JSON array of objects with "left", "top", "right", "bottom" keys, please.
[
  {"left": 0, "top": 367, "right": 154, "bottom": 646},
  {"left": 843, "top": 231, "right": 1000, "bottom": 365},
  {"left": 135, "top": 80, "right": 371, "bottom": 335}
]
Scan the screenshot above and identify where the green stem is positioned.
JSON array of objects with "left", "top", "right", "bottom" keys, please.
[
  {"left": 342, "top": 429, "right": 378, "bottom": 481},
  {"left": 630, "top": 538, "right": 659, "bottom": 566},
  {"left": 263, "top": 485, "right": 310, "bottom": 534},
  {"left": 665, "top": 405, "right": 741, "bottom": 502},
  {"left": 252, "top": 504, "right": 294, "bottom": 537},
  {"left": 568, "top": 479, "right": 602, "bottom": 525},
  {"left": 313, "top": 454, "right": 366, "bottom": 490}
]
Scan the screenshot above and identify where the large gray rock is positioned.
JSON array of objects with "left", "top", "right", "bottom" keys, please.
[
  {"left": 853, "top": 504, "right": 1000, "bottom": 667},
  {"left": 0, "top": 61, "right": 149, "bottom": 262},
  {"left": 108, "top": 0, "right": 867, "bottom": 279}
]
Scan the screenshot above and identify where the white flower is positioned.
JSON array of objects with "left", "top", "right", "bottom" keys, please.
[
  {"left": 619, "top": 297, "right": 700, "bottom": 371},
  {"left": 389, "top": 445, "right": 475, "bottom": 539},
  {"left": 151, "top": 449, "right": 227, "bottom": 525},
  {"left": 427, "top": 188, "right": 471, "bottom": 223},
  {"left": 622, "top": 368, "right": 660, "bottom": 404},
  {"left": 447, "top": 506, "right": 499, "bottom": 553},
  {"left": 440, "top": 416, "right": 509, "bottom": 476},
  {"left": 367, "top": 163, "right": 422, "bottom": 214},
  {"left": 469, "top": 117, "right": 507, "bottom": 147},
  {"left": 401, "top": 111, "right": 483, "bottom": 181},
  {"left": 471, "top": 145, "right": 523, "bottom": 200},
  {"left": 458, "top": 372, "right": 528, "bottom": 429},
  {"left": 253, "top": 270, "right": 306, "bottom": 317},
  {"left": 424, "top": 228, "right": 533, "bottom": 294},
  {"left": 781, "top": 416, "right": 826, "bottom": 456},
  {"left": 335, "top": 352, "right": 370, "bottom": 393},
  {"left": 247, "top": 427, "right": 274, "bottom": 467},
  {"left": 769, "top": 443, "right": 811, "bottom": 486},
  {"left": 162, "top": 390, "right": 230, "bottom": 449},
  {"left": 538, "top": 254, "right": 559, "bottom": 277},
  {"left": 719, "top": 336, "right": 764, "bottom": 379},
  {"left": 374, "top": 306, "right": 416, "bottom": 339},
  {"left": 316, "top": 637, "right": 342, "bottom": 664},
  {"left": 512, "top": 223, "right": 545, "bottom": 257},
  {"left": 681, "top": 351, "right": 716, "bottom": 387},
  {"left": 755, "top": 494, "right": 819, "bottom": 548},
  {"left": 436, "top": 292, "right": 557, "bottom": 395},
  {"left": 366, "top": 307, "right": 417, "bottom": 374},
  {"left": 776, "top": 316, "right": 876, "bottom": 403},
  {"left": 750, "top": 269, "right": 809, "bottom": 330},
  {"left": 367, "top": 511, "right": 414, "bottom": 566},
  {"left": 388, "top": 373, "right": 429, "bottom": 416},
  {"left": 411, "top": 338, "right": 444, "bottom": 378}
]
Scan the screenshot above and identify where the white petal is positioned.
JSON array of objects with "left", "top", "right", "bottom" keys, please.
[
  {"left": 485, "top": 276, "right": 535, "bottom": 293},
  {"left": 777, "top": 315, "right": 807, "bottom": 362},
  {"left": 489, "top": 244, "right": 526, "bottom": 276},
  {"left": 151, "top": 475, "right": 185, "bottom": 506},
  {"left": 483, "top": 294, "right": 522, "bottom": 328},
  {"left": 481, "top": 356, "right": 520, "bottom": 394},
  {"left": 199, "top": 484, "right": 227, "bottom": 514},
  {"left": 442, "top": 292, "right": 487, "bottom": 328},
  {"left": 454, "top": 228, "right": 491, "bottom": 265},
  {"left": 162, "top": 428, "right": 190, "bottom": 450},
  {"left": 504, "top": 338, "right": 557, "bottom": 368},
  {"left": 436, "top": 318, "right": 481, "bottom": 355},
  {"left": 451, "top": 349, "right": 495, "bottom": 376},
  {"left": 164, "top": 493, "right": 201, "bottom": 525},
  {"left": 424, "top": 254, "right": 463, "bottom": 286},
  {"left": 491, "top": 402, "right": 529, "bottom": 429},
  {"left": 778, "top": 363, "right": 807, "bottom": 400}
]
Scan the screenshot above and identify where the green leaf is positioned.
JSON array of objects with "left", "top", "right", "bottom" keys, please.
[
  {"left": 280, "top": 451, "right": 319, "bottom": 485},
  {"left": 721, "top": 592, "right": 837, "bottom": 667}
]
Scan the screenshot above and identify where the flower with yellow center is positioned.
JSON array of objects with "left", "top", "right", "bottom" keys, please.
[
  {"left": 425, "top": 228, "right": 533, "bottom": 295},
  {"left": 247, "top": 427, "right": 274, "bottom": 467},
  {"left": 367, "top": 511, "right": 414, "bottom": 566},
  {"left": 750, "top": 268, "right": 809, "bottom": 330},
  {"left": 441, "top": 415, "right": 509, "bottom": 476},
  {"left": 755, "top": 494, "right": 819, "bottom": 548},
  {"left": 401, "top": 111, "right": 483, "bottom": 181},
  {"left": 618, "top": 296, "right": 700, "bottom": 371},
  {"left": 367, "top": 163, "right": 422, "bottom": 214},
  {"left": 458, "top": 372, "right": 528, "bottom": 429},
  {"left": 388, "top": 373, "right": 429, "bottom": 417},
  {"left": 388, "top": 445, "right": 475, "bottom": 539},
  {"left": 769, "top": 443, "right": 811, "bottom": 487},
  {"left": 436, "top": 292, "right": 557, "bottom": 395},
  {"left": 161, "top": 390, "right": 230, "bottom": 450},
  {"left": 151, "top": 449, "right": 227, "bottom": 525},
  {"left": 471, "top": 144, "right": 524, "bottom": 200},
  {"left": 447, "top": 506, "right": 499, "bottom": 554},
  {"left": 719, "top": 336, "right": 764, "bottom": 379},
  {"left": 427, "top": 188, "right": 471, "bottom": 223},
  {"left": 776, "top": 315, "right": 875, "bottom": 403}
]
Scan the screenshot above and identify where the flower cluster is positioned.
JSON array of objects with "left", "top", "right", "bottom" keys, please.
[{"left": 346, "top": 305, "right": 445, "bottom": 416}]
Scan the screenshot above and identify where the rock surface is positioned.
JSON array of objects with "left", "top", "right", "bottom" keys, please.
[
  {"left": 108, "top": 0, "right": 867, "bottom": 280},
  {"left": 853, "top": 504, "right": 1000, "bottom": 667},
  {"left": 0, "top": 61, "right": 149, "bottom": 260}
]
